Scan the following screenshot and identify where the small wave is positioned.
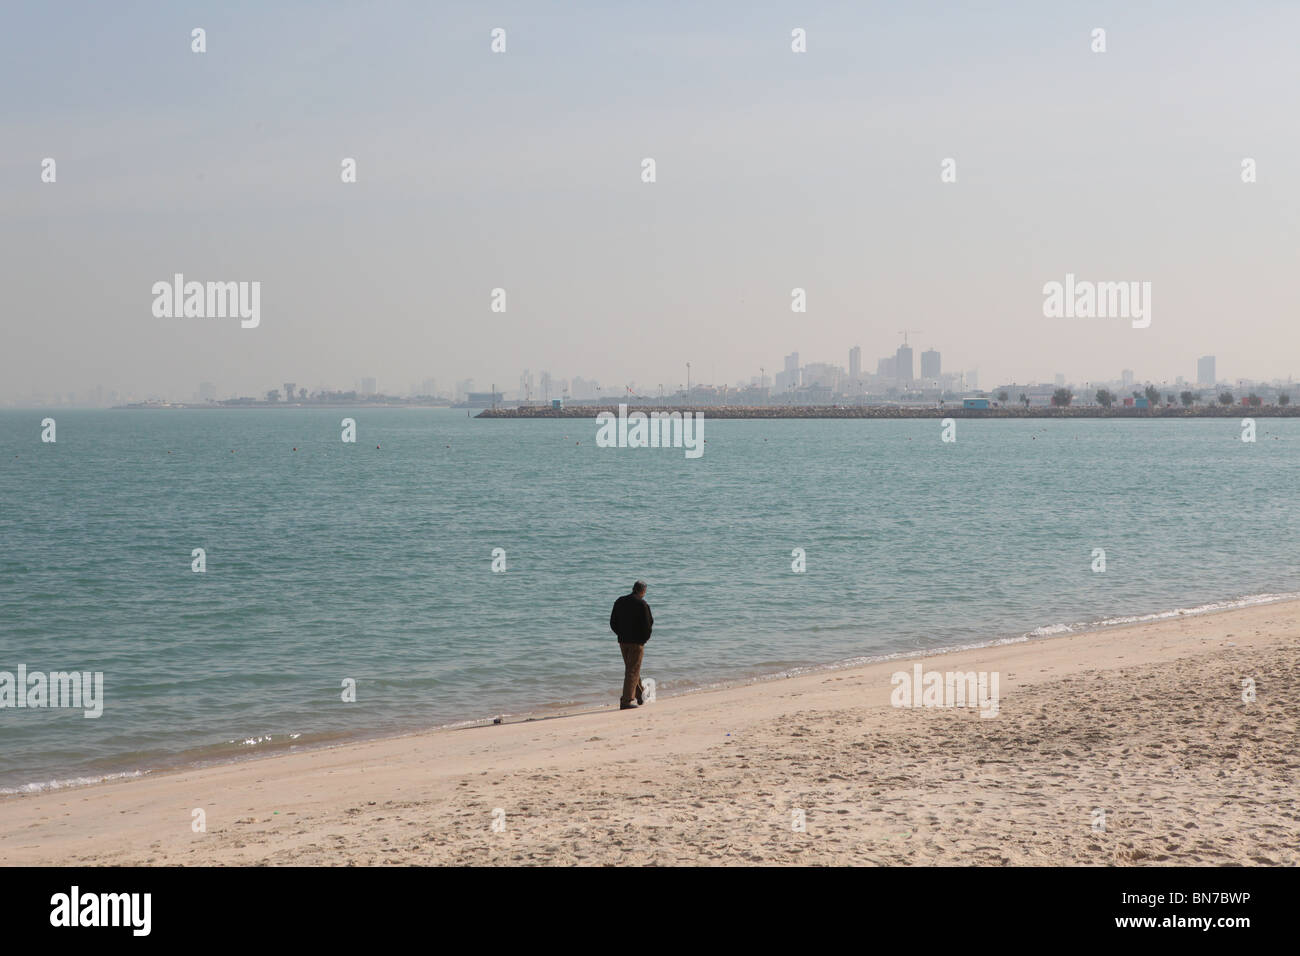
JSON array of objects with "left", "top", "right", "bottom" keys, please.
[
  {"left": 1, "top": 769, "right": 149, "bottom": 796},
  {"left": 1027, "top": 623, "right": 1072, "bottom": 637},
  {"left": 1024, "top": 591, "right": 1298, "bottom": 640}
]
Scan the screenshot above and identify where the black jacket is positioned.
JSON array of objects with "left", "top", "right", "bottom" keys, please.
[{"left": 610, "top": 593, "right": 653, "bottom": 644}]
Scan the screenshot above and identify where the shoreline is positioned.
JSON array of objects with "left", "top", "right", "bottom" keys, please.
[
  {"left": 3, "top": 590, "right": 1295, "bottom": 798},
  {"left": 10, "top": 403, "right": 1291, "bottom": 417},
  {"left": 478, "top": 404, "right": 1300, "bottom": 419},
  {"left": 2, "top": 595, "right": 1297, "bottom": 865}
]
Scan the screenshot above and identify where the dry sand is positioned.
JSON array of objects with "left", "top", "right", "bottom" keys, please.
[{"left": 2, "top": 601, "right": 1297, "bottom": 866}]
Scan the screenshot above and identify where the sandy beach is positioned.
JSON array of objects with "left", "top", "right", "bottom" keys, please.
[{"left": 2, "top": 600, "right": 1297, "bottom": 866}]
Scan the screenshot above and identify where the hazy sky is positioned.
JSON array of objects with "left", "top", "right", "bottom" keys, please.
[{"left": 3, "top": 0, "right": 1299, "bottom": 399}]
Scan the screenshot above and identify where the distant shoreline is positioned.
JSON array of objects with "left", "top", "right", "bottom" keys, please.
[
  {"left": 105, "top": 402, "right": 455, "bottom": 410},
  {"left": 478, "top": 404, "right": 1300, "bottom": 419},
  {"left": 83, "top": 402, "right": 1299, "bottom": 418}
]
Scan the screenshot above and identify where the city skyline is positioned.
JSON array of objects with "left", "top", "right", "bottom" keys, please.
[
  {"left": 5, "top": 3, "right": 1300, "bottom": 405},
  {"left": 10, "top": 344, "right": 1292, "bottom": 408}
]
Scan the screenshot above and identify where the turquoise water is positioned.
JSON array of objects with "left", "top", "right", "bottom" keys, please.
[{"left": 2, "top": 408, "right": 1297, "bottom": 792}]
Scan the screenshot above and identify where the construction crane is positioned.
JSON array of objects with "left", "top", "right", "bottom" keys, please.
[{"left": 897, "top": 330, "right": 924, "bottom": 345}]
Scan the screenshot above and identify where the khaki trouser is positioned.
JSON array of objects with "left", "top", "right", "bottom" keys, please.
[{"left": 618, "top": 642, "right": 645, "bottom": 706}]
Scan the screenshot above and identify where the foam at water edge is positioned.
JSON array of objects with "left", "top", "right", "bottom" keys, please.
[
  {"left": 1025, "top": 591, "right": 1298, "bottom": 639},
  {"left": 1, "top": 769, "right": 149, "bottom": 796}
]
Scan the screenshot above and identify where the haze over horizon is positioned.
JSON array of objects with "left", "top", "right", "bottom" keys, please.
[{"left": 4, "top": 0, "right": 1299, "bottom": 402}]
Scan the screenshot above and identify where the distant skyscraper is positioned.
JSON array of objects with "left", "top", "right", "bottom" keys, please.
[
  {"left": 1054, "top": 373, "right": 1065, "bottom": 387},
  {"left": 198, "top": 382, "right": 215, "bottom": 401},
  {"left": 1121, "top": 369, "right": 1134, "bottom": 389},
  {"left": 1197, "top": 355, "right": 1215, "bottom": 386},
  {"left": 849, "top": 346, "right": 861, "bottom": 382},
  {"left": 361, "top": 377, "right": 377, "bottom": 395},
  {"left": 877, "top": 355, "right": 897, "bottom": 379},
  {"left": 920, "top": 349, "right": 940, "bottom": 380},
  {"left": 895, "top": 344, "right": 914, "bottom": 384},
  {"left": 780, "top": 351, "right": 800, "bottom": 390}
]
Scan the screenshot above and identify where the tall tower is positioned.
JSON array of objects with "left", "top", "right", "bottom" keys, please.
[
  {"left": 920, "top": 349, "right": 940, "bottom": 380},
  {"left": 895, "top": 344, "right": 914, "bottom": 385}
]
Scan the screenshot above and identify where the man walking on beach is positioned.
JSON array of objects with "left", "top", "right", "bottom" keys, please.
[{"left": 610, "top": 581, "right": 653, "bottom": 710}]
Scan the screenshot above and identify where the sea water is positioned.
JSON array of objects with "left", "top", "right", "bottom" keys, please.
[{"left": 1, "top": 408, "right": 1295, "bottom": 792}]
